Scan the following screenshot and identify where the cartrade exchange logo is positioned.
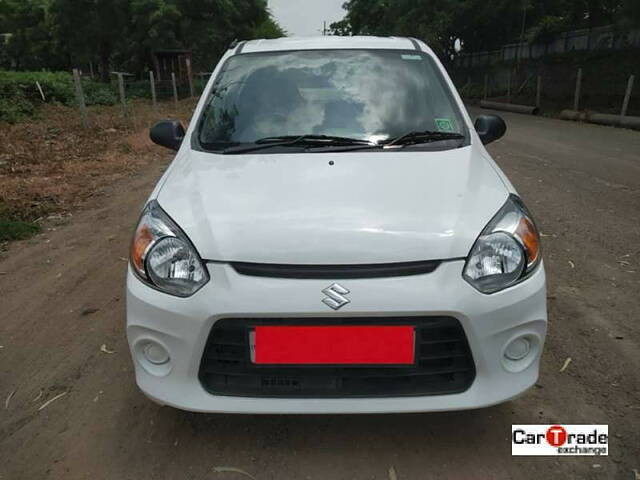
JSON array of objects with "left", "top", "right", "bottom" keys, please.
[{"left": 512, "top": 425, "right": 608, "bottom": 456}]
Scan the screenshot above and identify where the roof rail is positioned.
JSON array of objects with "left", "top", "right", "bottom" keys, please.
[
  {"left": 408, "top": 38, "right": 422, "bottom": 51},
  {"left": 228, "top": 39, "right": 248, "bottom": 54}
]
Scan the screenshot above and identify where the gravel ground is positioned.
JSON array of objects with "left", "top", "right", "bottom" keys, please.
[{"left": 0, "top": 109, "right": 638, "bottom": 480}]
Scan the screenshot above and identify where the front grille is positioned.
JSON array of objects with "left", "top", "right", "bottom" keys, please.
[
  {"left": 199, "top": 317, "right": 475, "bottom": 398},
  {"left": 230, "top": 260, "right": 441, "bottom": 279}
]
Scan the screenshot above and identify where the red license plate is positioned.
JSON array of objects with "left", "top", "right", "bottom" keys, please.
[{"left": 253, "top": 325, "right": 415, "bottom": 365}]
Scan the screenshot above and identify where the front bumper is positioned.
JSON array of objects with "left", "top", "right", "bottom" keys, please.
[{"left": 126, "top": 260, "right": 547, "bottom": 414}]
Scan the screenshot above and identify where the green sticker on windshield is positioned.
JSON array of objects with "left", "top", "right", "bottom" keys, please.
[
  {"left": 435, "top": 118, "right": 454, "bottom": 132},
  {"left": 401, "top": 54, "right": 422, "bottom": 61}
]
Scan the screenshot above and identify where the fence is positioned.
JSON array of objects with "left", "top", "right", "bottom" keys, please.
[
  {"left": 453, "top": 46, "right": 640, "bottom": 118},
  {"left": 456, "top": 25, "right": 640, "bottom": 68},
  {"left": 70, "top": 67, "right": 211, "bottom": 128}
]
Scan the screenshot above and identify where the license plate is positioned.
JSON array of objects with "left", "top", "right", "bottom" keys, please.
[{"left": 251, "top": 325, "right": 415, "bottom": 365}]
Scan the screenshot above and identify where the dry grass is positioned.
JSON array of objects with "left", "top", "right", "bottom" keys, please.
[{"left": 0, "top": 99, "right": 197, "bottom": 230}]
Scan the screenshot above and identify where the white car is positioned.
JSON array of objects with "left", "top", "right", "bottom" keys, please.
[{"left": 127, "top": 36, "right": 547, "bottom": 414}]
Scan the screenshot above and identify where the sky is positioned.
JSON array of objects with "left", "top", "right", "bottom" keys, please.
[{"left": 268, "top": 0, "right": 346, "bottom": 37}]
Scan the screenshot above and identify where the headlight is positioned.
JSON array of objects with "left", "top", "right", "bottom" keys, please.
[
  {"left": 130, "top": 201, "right": 209, "bottom": 297},
  {"left": 463, "top": 195, "right": 541, "bottom": 294}
]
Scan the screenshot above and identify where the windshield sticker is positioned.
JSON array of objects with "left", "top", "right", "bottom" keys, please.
[
  {"left": 435, "top": 118, "right": 455, "bottom": 132},
  {"left": 401, "top": 54, "right": 422, "bottom": 61}
]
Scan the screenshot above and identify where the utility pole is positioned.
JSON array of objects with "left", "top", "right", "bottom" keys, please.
[{"left": 322, "top": 21, "right": 328, "bottom": 36}]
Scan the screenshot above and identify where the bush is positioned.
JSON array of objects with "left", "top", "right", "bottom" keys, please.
[
  {"left": 0, "top": 94, "right": 36, "bottom": 123},
  {"left": 82, "top": 80, "right": 117, "bottom": 105},
  {"left": 124, "top": 80, "right": 152, "bottom": 100},
  {"left": 0, "top": 71, "right": 116, "bottom": 123},
  {"left": 0, "top": 219, "right": 41, "bottom": 242}
]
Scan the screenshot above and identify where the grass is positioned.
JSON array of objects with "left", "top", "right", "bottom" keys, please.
[
  {"left": 0, "top": 71, "right": 118, "bottom": 123},
  {"left": 0, "top": 97, "right": 197, "bottom": 244},
  {"left": 0, "top": 219, "right": 41, "bottom": 241}
]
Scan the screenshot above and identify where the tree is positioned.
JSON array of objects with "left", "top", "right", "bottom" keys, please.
[
  {"left": 53, "top": 0, "right": 130, "bottom": 81},
  {"left": 253, "top": 15, "right": 286, "bottom": 39},
  {"left": 1, "top": 0, "right": 60, "bottom": 70},
  {"left": 126, "top": 0, "right": 182, "bottom": 72},
  {"left": 329, "top": 18, "right": 352, "bottom": 36},
  {"left": 331, "top": 0, "right": 458, "bottom": 56},
  {"left": 1, "top": 0, "right": 284, "bottom": 73},
  {"left": 331, "top": 0, "right": 635, "bottom": 56},
  {"left": 618, "top": 0, "right": 640, "bottom": 29}
]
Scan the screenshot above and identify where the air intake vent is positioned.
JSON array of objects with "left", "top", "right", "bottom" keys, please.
[{"left": 199, "top": 317, "right": 475, "bottom": 398}]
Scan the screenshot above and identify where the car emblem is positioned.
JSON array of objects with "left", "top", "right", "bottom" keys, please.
[{"left": 322, "top": 283, "right": 350, "bottom": 310}]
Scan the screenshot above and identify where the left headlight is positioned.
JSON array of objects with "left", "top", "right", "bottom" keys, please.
[
  {"left": 130, "top": 200, "right": 209, "bottom": 297},
  {"left": 463, "top": 194, "right": 541, "bottom": 294}
]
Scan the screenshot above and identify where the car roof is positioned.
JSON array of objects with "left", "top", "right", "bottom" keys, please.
[{"left": 239, "top": 36, "right": 434, "bottom": 55}]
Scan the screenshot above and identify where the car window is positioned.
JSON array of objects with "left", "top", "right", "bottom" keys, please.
[{"left": 198, "top": 49, "right": 466, "bottom": 148}]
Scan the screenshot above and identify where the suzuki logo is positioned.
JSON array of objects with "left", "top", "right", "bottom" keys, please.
[{"left": 322, "top": 283, "right": 350, "bottom": 310}]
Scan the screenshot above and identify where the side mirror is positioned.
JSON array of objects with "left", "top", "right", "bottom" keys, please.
[
  {"left": 150, "top": 120, "right": 185, "bottom": 151},
  {"left": 474, "top": 115, "right": 506, "bottom": 145}
]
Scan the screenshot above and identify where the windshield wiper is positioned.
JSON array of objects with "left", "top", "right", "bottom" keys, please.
[
  {"left": 199, "top": 140, "right": 240, "bottom": 151},
  {"left": 256, "top": 134, "right": 374, "bottom": 145},
  {"left": 222, "top": 134, "right": 375, "bottom": 154},
  {"left": 218, "top": 131, "right": 463, "bottom": 154},
  {"left": 383, "top": 130, "right": 465, "bottom": 148}
]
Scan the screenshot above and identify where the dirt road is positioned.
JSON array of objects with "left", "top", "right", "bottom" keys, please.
[{"left": 1, "top": 110, "right": 639, "bottom": 480}]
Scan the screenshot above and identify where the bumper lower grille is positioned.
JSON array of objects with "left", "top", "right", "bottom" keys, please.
[{"left": 199, "top": 317, "right": 475, "bottom": 398}]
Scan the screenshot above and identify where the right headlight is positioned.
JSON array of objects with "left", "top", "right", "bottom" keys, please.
[
  {"left": 130, "top": 200, "right": 209, "bottom": 297},
  {"left": 463, "top": 194, "right": 541, "bottom": 294}
]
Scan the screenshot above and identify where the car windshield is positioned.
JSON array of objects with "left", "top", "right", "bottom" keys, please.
[{"left": 197, "top": 49, "right": 467, "bottom": 150}]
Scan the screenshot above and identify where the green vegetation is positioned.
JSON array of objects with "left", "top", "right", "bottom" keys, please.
[
  {"left": 0, "top": 219, "right": 41, "bottom": 241},
  {"left": 0, "top": 0, "right": 285, "bottom": 240},
  {"left": 0, "top": 0, "right": 284, "bottom": 122},
  {"left": 0, "top": 71, "right": 116, "bottom": 122},
  {"left": 0, "top": 0, "right": 285, "bottom": 77},
  {"left": 331, "top": 0, "right": 640, "bottom": 57}
]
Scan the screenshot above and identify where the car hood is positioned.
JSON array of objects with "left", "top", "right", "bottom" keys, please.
[{"left": 157, "top": 146, "right": 509, "bottom": 264}]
